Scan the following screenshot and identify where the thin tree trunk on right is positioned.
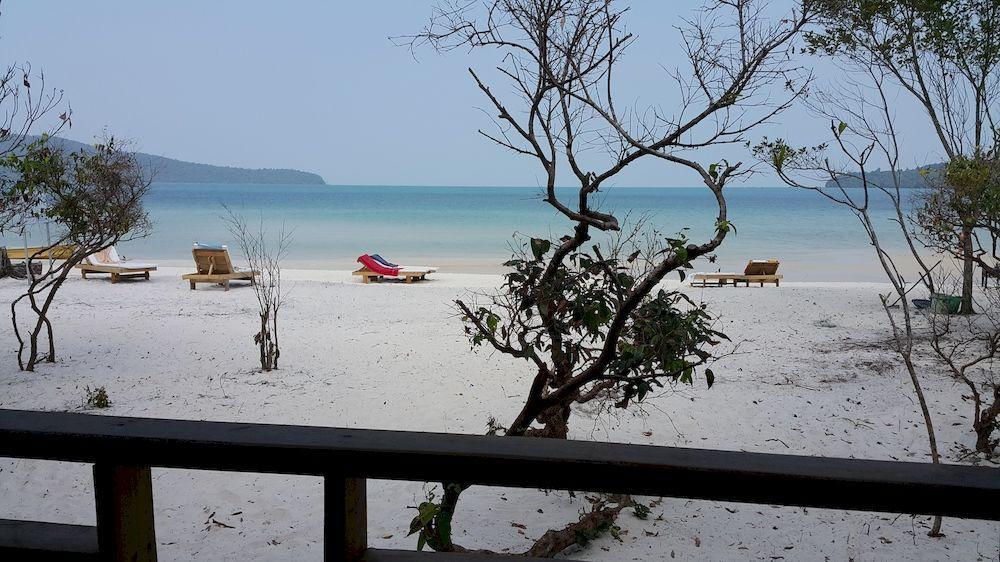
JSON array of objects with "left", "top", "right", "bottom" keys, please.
[{"left": 960, "top": 226, "right": 975, "bottom": 315}]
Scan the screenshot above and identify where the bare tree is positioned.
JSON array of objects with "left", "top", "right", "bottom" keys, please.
[
  {"left": 754, "top": 66, "right": 947, "bottom": 535},
  {"left": 1, "top": 137, "right": 151, "bottom": 371},
  {"left": 223, "top": 207, "right": 291, "bottom": 372},
  {"left": 808, "top": 0, "right": 1000, "bottom": 314},
  {"left": 400, "top": 0, "right": 812, "bottom": 556},
  {"left": 0, "top": 62, "right": 68, "bottom": 162},
  {"left": 928, "top": 281, "right": 1000, "bottom": 456}
]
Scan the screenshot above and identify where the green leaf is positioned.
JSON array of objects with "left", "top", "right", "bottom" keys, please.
[
  {"left": 417, "top": 532, "right": 427, "bottom": 551},
  {"left": 772, "top": 144, "right": 787, "bottom": 171},
  {"left": 715, "top": 219, "right": 737, "bottom": 235},
  {"left": 486, "top": 313, "right": 499, "bottom": 334},
  {"left": 837, "top": 121, "right": 848, "bottom": 135},
  {"left": 632, "top": 503, "right": 651, "bottom": 520},
  {"left": 705, "top": 368, "right": 715, "bottom": 388},
  {"left": 530, "top": 238, "right": 551, "bottom": 260},
  {"left": 408, "top": 515, "right": 424, "bottom": 536},
  {"left": 414, "top": 501, "right": 439, "bottom": 527}
]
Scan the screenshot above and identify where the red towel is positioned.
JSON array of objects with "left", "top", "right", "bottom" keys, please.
[{"left": 358, "top": 254, "right": 399, "bottom": 276}]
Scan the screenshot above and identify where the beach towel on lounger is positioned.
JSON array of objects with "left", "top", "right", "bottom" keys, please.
[
  {"left": 358, "top": 254, "right": 399, "bottom": 276},
  {"left": 371, "top": 254, "right": 398, "bottom": 268}
]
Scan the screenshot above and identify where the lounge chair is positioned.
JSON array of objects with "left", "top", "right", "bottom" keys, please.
[
  {"left": 77, "top": 246, "right": 157, "bottom": 283},
  {"left": 353, "top": 253, "right": 437, "bottom": 284},
  {"left": 7, "top": 245, "right": 77, "bottom": 260},
  {"left": 181, "top": 243, "right": 259, "bottom": 291},
  {"left": 692, "top": 259, "right": 783, "bottom": 287}
]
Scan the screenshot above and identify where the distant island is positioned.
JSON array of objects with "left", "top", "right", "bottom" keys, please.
[
  {"left": 824, "top": 163, "right": 943, "bottom": 190},
  {"left": 15, "top": 136, "right": 326, "bottom": 185}
]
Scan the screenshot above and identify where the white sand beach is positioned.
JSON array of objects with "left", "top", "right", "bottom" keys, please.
[{"left": 0, "top": 269, "right": 998, "bottom": 561}]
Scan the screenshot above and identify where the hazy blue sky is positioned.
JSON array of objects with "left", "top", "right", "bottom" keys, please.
[{"left": 1, "top": 1, "right": 943, "bottom": 187}]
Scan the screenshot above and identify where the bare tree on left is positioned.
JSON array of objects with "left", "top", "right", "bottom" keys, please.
[
  {"left": 1, "top": 137, "right": 151, "bottom": 371},
  {"left": 0, "top": 63, "right": 67, "bottom": 160}
]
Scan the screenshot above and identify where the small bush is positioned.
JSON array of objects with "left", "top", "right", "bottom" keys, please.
[
  {"left": 632, "top": 503, "right": 651, "bottom": 520},
  {"left": 85, "top": 386, "right": 110, "bottom": 409}
]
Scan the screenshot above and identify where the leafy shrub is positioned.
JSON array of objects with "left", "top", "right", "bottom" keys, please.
[{"left": 85, "top": 386, "right": 110, "bottom": 409}]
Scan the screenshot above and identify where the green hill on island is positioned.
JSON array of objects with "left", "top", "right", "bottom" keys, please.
[
  {"left": 824, "top": 163, "right": 943, "bottom": 190},
  {"left": 15, "top": 136, "right": 326, "bottom": 185}
]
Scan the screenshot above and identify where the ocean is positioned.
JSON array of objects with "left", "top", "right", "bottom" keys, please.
[{"left": 8, "top": 183, "right": 930, "bottom": 281}]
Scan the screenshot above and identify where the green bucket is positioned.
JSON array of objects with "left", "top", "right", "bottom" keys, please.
[{"left": 930, "top": 293, "right": 962, "bottom": 314}]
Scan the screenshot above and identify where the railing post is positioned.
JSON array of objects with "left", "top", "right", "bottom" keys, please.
[
  {"left": 93, "top": 464, "right": 157, "bottom": 562},
  {"left": 324, "top": 473, "right": 366, "bottom": 562}
]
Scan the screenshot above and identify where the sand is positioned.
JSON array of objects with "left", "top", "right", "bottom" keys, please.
[{"left": 0, "top": 267, "right": 997, "bottom": 561}]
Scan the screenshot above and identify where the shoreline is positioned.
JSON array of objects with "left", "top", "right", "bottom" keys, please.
[
  {"left": 1, "top": 182, "right": 936, "bottom": 281},
  {"left": 102, "top": 254, "right": 954, "bottom": 283},
  {"left": 36, "top": 264, "right": 905, "bottom": 289}
]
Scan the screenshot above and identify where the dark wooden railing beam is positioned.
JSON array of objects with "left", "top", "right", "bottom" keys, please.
[
  {"left": 0, "top": 409, "right": 997, "bottom": 521},
  {"left": 1, "top": 409, "right": 999, "bottom": 561}
]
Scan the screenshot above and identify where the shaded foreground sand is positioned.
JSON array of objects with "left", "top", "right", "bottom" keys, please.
[{"left": 0, "top": 268, "right": 997, "bottom": 561}]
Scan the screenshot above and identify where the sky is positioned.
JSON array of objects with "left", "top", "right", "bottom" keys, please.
[{"left": 1, "top": 1, "right": 945, "bottom": 187}]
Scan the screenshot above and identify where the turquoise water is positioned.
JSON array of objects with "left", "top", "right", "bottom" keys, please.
[{"left": 7, "top": 183, "right": 926, "bottom": 280}]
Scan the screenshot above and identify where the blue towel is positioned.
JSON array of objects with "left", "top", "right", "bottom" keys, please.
[{"left": 371, "top": 254, "right": 398, "bottom": 268}]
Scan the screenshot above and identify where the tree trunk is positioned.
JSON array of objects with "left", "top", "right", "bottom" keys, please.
[
  {"left": 960, "top": 226, "right": 975, "bottom": 315},
  {"left": 26, "top": 324, "right": 40, "bottom": 372},
  {"left": 20, "top": 264, "right": 74, "bottom": 371},
  {"left": 272, "top": 309, "right": 280, "bottom": 370},
  {"left": 44, "top": 315, "right": 55, "bottom": 363},
  {"left": 974, "top": 387, "right": 1000, "bottom": 455},
  {"left": 902, "top": 354, "right": 944, "bottom": 536},
  {"left": 259, "top": 313, "right": 268, "bottom": 371},
  {"left": 524, "top": 403, "right": 572, "bottom": 439},
  {"left": 0, "top": 248, "right": 14, "bottom": 278},
  {"left": 974, "top": 424, "right": 993, "bottom": 454},
  {"left": 257, "top": 309, "right": 279, "bottom": 372}
]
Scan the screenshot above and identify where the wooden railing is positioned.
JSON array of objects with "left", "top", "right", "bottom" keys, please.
[{"left": 0, "top": 409, "right": 997, "bottom": 561}]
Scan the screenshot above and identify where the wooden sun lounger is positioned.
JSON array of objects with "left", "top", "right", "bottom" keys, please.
[
  {"left": 6, "top": 245, "right": 77, "bottom": 260},
  {"left": 181, "top": 247, "right": 259, "bottom": 291},
  {"left": 76, "top": 246, "right": 156, "bottom": 283},
  {"left": 692, "top": 259, "right": 783, "bottom": 287},
  {"left": 79, "top": 264, "right": 155, "bottom": 283},
  {"left": 352, "top": 266, "right": 432, "bottom": 284}
]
